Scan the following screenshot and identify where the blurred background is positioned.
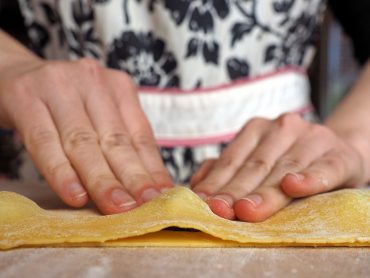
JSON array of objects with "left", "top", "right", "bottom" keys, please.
[
  {"left": 313, "top": 11, "right": 360, "bottom": 119},
  {"left": 0, "top": 0, "right": 361, "bottom": 120}
]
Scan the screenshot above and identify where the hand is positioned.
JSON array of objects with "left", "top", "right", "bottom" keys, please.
[
  {"left": 191, "top": 113, "right": 368, "bottom": 222},
  {"left": 0, "top": 58, "right": 172, "bottom": 214}
]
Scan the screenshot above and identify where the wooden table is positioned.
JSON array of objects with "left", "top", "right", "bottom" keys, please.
[{"left": 1, "top": 181, "right": 369, "bottom": 278}]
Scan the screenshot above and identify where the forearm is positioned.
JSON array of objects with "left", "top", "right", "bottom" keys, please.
[
  {"left": 0, "top": 29, "right": 41, "bottom": 73},
  {"left": 325, "top": 59, "right": 370, "bottom": 181},
  {"left": 0, "top": 30, "right": 44, "bottom": 128}
]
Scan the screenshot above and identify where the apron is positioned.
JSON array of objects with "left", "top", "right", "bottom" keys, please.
[{"left": 10, "top": 0, "right": 325, "bottom": 182}]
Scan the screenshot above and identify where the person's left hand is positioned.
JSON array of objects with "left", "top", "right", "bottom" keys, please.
[{"left": 190, "top": 113, "right": 369, "bottom": 222}]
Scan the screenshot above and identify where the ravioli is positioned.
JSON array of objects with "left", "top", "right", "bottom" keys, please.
[{"left": 0, "top": 187, "right": 369, "bottom": 250}]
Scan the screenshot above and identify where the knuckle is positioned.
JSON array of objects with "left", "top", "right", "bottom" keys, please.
[
  {"left": 275, "top": 113, "right": 304, "bottom": 136},
  {"left": 277, "top": 112, "right": 302, "bottom": 127},
  {"left": 323, "top": 154, "right": 347, "bottom": 173},
  {"left": 63, "top": 129, "right": 98, "bottom": 152},
  {"left": 25, "top": 128, "right": 58, "bottom": 150},
  {"left": 246, "top": 117, "right": 268, "bottom": 129},
  {"left": 37, "top": 62, "right": 74, "bottom": 97},
  {"left": 132, "top": 132, "right": 157, "bottom": 150},
  {"left": 112, "top": 71, "right": 136, "bottom": 97},
  {"left": 202, "top": 159, "right": 216, "bottom": 167},
  {"left": 196, "top": 179, "right": 217, "bottom": 192},
  {"left": 77, "top": 58, "right": 102, "bottom": 79},
  {"left": 150, "top": 170, "right": 171, "bottom": 181},
  {"left": 101, "top": 131, "right": 132, "bottom": 151},
  {"left": 45, "top": 161, "right": 70, "bottom": 178},
  {"left": 124, "top": 172, "right": 151, "bottom": 188},
  {"left": 215, "top": 155, "right": 238, "bottom": 171},
  {"left": 88, "top": 174, "right": 118, "bottom": 191},
  {"left": 310, "top": 124, "right": 333, "bottom": 138},
  {"left": 244, "top": 158, "right": 272, "bottom": 173},
  {"left": 115, "top": 70, "right": 131, "bottom": 84},
  {"left": 77, "top": 58, "right": 103, "bottom": 82},
  {"left": 277, "top": 157, "right": 305, "bottom": 170}
]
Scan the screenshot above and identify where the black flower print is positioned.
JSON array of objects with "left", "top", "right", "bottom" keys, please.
[
  {"left": 160, "top": 0, "right": 230, "bottom": 65},
  {"left": 182, "top": 147, "right": 198, "bottom": 183},
  {"left": 21, "top": 1, "right": 53, "bottom": 57},
  {"left": 229, "top": 0, "right": 323, "bottom": 70},
  {"left": 66, "top": 0, "right": 102, "bottom": 58},
  {"left": 28, "top": 22, "right": 50, "bottom": 57},
  {"left": 273, "top": 0, "right": 295, "bottom": 13},
  {"left": 283, "top": 11, "right": 319, "bottom": 65},
  {"left": 264, "top": 11, "right": 320, "bottom": 67},
  {"left": 273, "top": 0, "right": 297, "bottom": 27},
  {"left": 163, "top": 0, "right": 230, "bottom": 32},
  {"left": 160, "top": 147, "right": 198, "bottom": 184},
  {"left": 160, "top": 147, "right": 180, "bottom": 182},
  {"left": 107, "top": 31, "right": 180, "bottom": 88},
  {"left": 38, "top": 2, "right": 66, "bottom": 48},
  {"left": 135, "top": 0, "right": 159, "bottom": 12},
  {"left": 231, "top": 0, "right": 284, "bottom": 47},
  {"left": 227, "top": 57, "right": 250, "bottom": 80},
  {"left": 185, "top": 38, "right": 220, "bottom": 65}
]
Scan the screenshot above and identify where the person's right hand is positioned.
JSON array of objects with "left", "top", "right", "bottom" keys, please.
[{"left": 0, "top": 58, "right": 173, "bottom": 214}]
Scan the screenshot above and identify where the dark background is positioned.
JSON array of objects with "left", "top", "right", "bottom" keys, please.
[{"left": 0, "top": 0, "right": 28, "bottom": 44}]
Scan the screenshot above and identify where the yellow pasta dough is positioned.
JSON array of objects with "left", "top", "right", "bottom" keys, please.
[{"left": 0, "top": 187, "right": 369, "bottom": 250}]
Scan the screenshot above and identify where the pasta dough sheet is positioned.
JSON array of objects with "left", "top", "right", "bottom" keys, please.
[{"left": 0, "top": 187, "right": 369, "bottom": 250}]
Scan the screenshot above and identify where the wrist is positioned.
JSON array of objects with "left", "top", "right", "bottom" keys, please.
[
  {"left": 0, "top": 30, "right": 43, "bottom": 75},
  {"left": 0, "top": 57, "right": 45, "bottom": 129},
  {"left": 0, "top": 55, "right": 43, "bottom": 79},
  {"left": 331, "top": 128, "right": 370, "bottom": 184}
]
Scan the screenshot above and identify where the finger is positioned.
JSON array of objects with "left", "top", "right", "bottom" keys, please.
[
  {"left": 233, "top": 186, "right": 291, "bottom": 222},
  {"left": 14, "top": 99, "right": 88, "bottom": 207},
  {"left": 259, "top": 126, "right": 336, "bottom": 191},
  {"left": 44, "top": 81, "right": 138, "bottom": 215},
  {"left": 190, "top": 159, "right": 216, "bottom": 190},
  {"left": 233, "top": 126, "right": 359, "bottom": 222},
  {"left": 207, "top": 114, "right": 307, "bottom": 219},
  {"left": 231, "top": 140, "right": 327, "bottom": 222},
  {"left": 85, "top": 82, "right": 164, "bottom": 203},
  {"left": 192, "top": 117, "right": 270, "bottom": 198},
  {"left": 206, "top": 146, "right": 286, "bottom": 221},
  {"left": 281, "top": 150, "right": 362, "bottom": 198},
  {"left": 131, "top": 129, "right": 174, "bottom": 192},
  {"left": 208, "top": 114, "right": 305, "bottom": 200},
  {"left": 107, "top": 70, "right": 173, "bottom": 191}
]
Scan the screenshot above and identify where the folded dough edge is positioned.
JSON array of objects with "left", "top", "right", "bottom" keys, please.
[{"left": 0, "top": 187, "right": 369, "bottom": 249}]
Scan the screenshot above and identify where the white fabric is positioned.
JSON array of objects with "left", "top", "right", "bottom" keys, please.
[{"left": 139, "top": 68, "right": 311, "bottom": 146}]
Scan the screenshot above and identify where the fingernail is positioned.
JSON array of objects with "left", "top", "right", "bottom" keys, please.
[
  {"left": 212, "top": 195, "right": 233, "bottom": 208},
  {"left": 69, "top": 182, "right": 87, "bottom": 199},
  {"left": 242, "top": 194, "right": 263, "bottom": 207},
  {"left": 196, "top": 192, "right": 208, "bottom": 201},
  {"left": 141, "top": 188, "right": 160, "bottom": 202},
  {"left": 287, "top": 173, "right": 305, "bottom": 181},
  {"left": 111, "top": 189, "right": 136, "bottom": 208}
]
